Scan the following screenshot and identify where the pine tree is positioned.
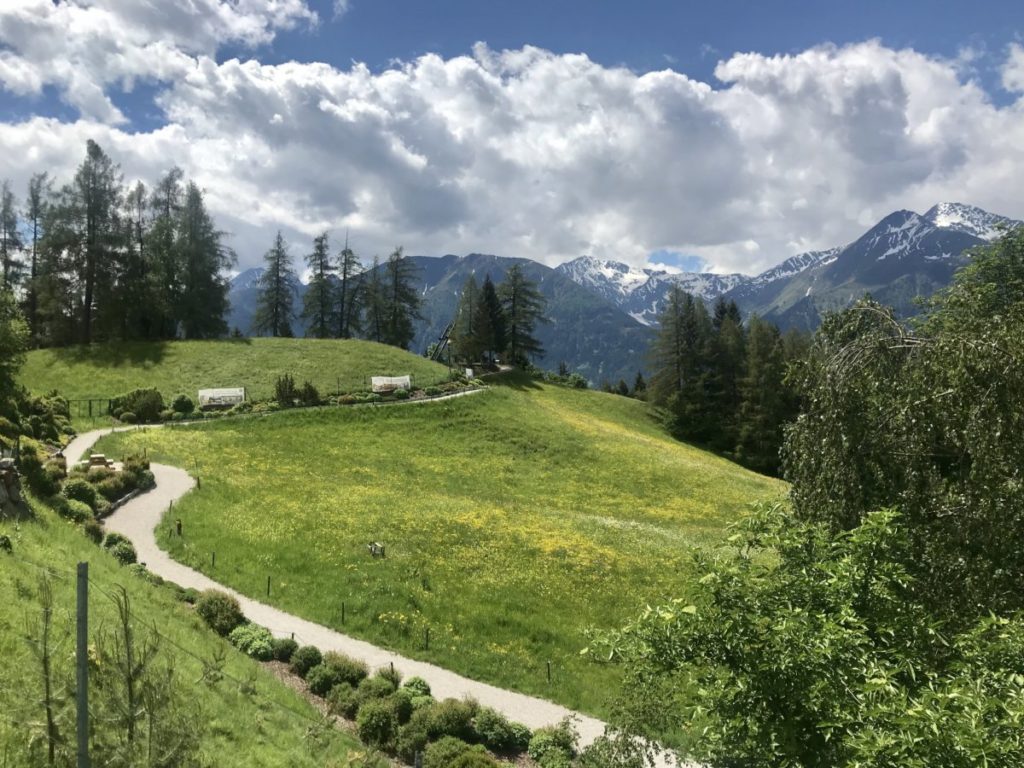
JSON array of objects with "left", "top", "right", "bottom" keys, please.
[
  {"left": 477, "top": 274, "right": 506, "bottom": 362},
  {"left": 146, "top": 167, "right": 185, "bottom": 338},
  {"left": 364, "top": 256, "right": 385, "bottom": 343},
  {"left": 498, "top": 264, "right": 546, "bottom": 364},
  {"left": 336, "top": 237, "right": 363, "bottom": 338},
  {"left": 302, "top": 231, "right": 334, "bottom": 338},
  {"left": 450, "top": 275, "right": 481, "bottom": 363},
  {"left": 253, "top": 231, "right": 297, "bottom": 337},
  {"left": 0, "top": 180, "right": 23, "bottom": 289},
  {"left": 381, "top": 247, "right": 421, "bottom": 349},
  {"left": 23, "top": 173, "right": 50, "bottom": 343},
  {"left": 633, "top": 370, "right": 646, "bottom": 397},
  {"left": 175, "top": 182, "right": 233, "bottom": 338},
  {"left": 735, "top": 315, "right": 786, "bottom": 474}
]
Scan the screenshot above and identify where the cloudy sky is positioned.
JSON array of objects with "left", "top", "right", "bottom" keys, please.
[{"left": 1, "top": 0, "right": 1022, "bottom": 275}]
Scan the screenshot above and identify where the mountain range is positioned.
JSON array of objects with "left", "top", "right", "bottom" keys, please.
[{"left": 226, "top": 202, "right": 1019, "bottom": 382}]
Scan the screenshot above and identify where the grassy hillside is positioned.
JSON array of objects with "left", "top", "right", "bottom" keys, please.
[
  {"left": 22, "top": 338, "right": 451, "bottom": 402},
  {"left": 96, "top": 375, "right": 785, "bottom": 716},
  {"left": 0, "top": 497, "right": 371, "bottom": 766}
]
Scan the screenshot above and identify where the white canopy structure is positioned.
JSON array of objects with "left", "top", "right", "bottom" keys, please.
[
  {"left": 198, "top": 387, "right": 246, "bottom": 409},
  {"left": 370, "top": 375, "right": 411, "bottom": 393}
]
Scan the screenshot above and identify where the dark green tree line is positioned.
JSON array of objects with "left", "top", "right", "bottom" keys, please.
[{"left": 447, "top": 268, "right": 542, "bottom": 366}]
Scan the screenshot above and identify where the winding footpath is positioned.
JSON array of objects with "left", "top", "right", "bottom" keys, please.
[{"left": 64, "top": 406, "right": 682, "bottom": 766}]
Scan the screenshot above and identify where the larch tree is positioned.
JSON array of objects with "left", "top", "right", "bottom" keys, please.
[
  {"left": 253, "top": 231, "right": 297, "bottom": 338},
  {"left": 363, "top": 256, "right": 385, "bottom": 343},
  {"left": 497, "top": 263, "right": 546, "bottom": 363},
  {"left": 175, "top": 181, "right": 233, "bottom": 338},
  {"left": 381, "top": 246, "right": 421, "bottom": 349},
  {"left": 734, "top": 314, "right": 786, "bottom": 474},
  {"left": 335, "top": 236, "right": 363, "bottom": 339},
  {"left": 0, "top": 179, "right": 23, "bottom": 289},
  {"left": 302, "top": 231, "right": 334, "bottom": 338},
  {"left": 450, "top": 274, "right": 481, "bottom": 363},
  {"left": 477, "top": 274, "right": 506, "bottom": 362}
]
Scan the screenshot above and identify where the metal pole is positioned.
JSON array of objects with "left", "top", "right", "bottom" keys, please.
[{"left": 76, "top": 562, "right": 90, "bottom": 768}]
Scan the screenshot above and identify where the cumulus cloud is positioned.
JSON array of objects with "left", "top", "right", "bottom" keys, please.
[
  {"left": 1, "top": 7, "right": 1023, "bottom": 275},
  {"left": 1004, "top": 43, "right": 1024, "bottom": 93}
]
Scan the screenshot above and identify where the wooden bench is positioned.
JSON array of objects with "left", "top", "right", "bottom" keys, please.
[{"left": 367, "top": 542, "right": 386, "bottom": 558}]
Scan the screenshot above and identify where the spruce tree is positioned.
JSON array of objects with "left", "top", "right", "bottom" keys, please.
[
  {"left": 477, "top": 274, "right": 506, "bottom": 362},
  {"left": 336, "top": 237, "right": 363, "bottom": 338},
  {"left": 498, "top": 264, "right": 546, "bottom": 363},
  {"left": 0, "top": 180, "right": 23, "bottom": 289},
  {"left": 364, "top": 256, "right": 385, "bottom": 343},
  {"left": 175, "top": 182, "right": 233, "bottom": 338},
  {"left": 302, "top": 231, "right": 334, "bottom": 338},
  {"left": 735, "top": 315, "right": 786, "bottom": 474},
  {"left": 381, "top": 247, "right": 421, "bottom": 349},
  {"left": 253, "top": 231, "right": 297, "bottom": 337},
  {"left": 23, "top": 173, "right": 50, "bottom": 343},
  {"left": 450, "top": 274, "right": 481, "bottom": 363}
]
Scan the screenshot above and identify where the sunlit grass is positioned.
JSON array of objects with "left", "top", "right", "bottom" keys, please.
[{"left": 97, "top": 374, "right": 786, "bottom": 717}]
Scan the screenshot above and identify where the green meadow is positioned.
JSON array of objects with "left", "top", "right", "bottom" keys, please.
[
  {"left": 0, "top": 497, "right": 372, "bottom": 767},
  {"left": 24, "top": 337, "right": 451, "bottom": 402},
  {"left": 97, "top": 374, "right": 785, "bottom": 717}
]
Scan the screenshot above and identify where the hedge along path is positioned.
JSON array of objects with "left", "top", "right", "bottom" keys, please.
[{"left": 65, "top": 414, "right": 684, "bottom": 767}]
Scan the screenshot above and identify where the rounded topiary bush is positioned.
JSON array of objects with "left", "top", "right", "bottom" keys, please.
[
  {"left": 424, "top": 386, "right": 442, "bottom": 396},
  {"left": 63, "top": 478, "right": 98, "bottom": 510},
  {"left": 323, "top": 651, "right": 369, "bottom": 687},
  {"left": 195, "top": 589, "right": 245, "bottom": 636},
  {"left": 356, "top": 698, "right": 398, "bottom": 751},
  {"left": 424, "top": 737, "right": 488, "bottom": 768},
  {"left": 82, "top": 518, "right": 104, "bottom": 544},
  {"left": 327, "top": 683, "right": 359, "bottom": 719},
  {"left": 402, "top": 676, "right": 431, "bottom": 697},
  {"left": 229, "top": 624, "right": 275, "bottom": 661},
  {"left": 306, "top": 662, "right": 345, "bottom": 697},
  {"left": 109, "top": 540, "right": 137, "bottom": 565},
  {"left": 289, "top": 645, "right": 323, "bottom": 678},
  {"left": 171, "top": 394, "right": 195, "bottom": 414},
  {"left": 271, "top": 636, "right": 298, "bottom": 663},
  {"left": 119, "top": 411, "right": 137, "bottom": 424},
  {"left": 393, "top": 388, "right": 410, "bottom": 400}
]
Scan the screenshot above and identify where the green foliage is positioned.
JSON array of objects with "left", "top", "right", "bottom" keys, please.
[
  {"left": 380, "top": 247, "right": 422, "bottom": 350},
  {"left": 375, "top": 664, "right": 402, "bottom": 689},
  {"left": 110, "top": 387, "right": 165, "bottom": 423},
  {"left": 0, "top": 287, "right": 28, "bottom": 396},
  {"left": 298, "top": 380, "right": 320, "bottom": 406},
  {"left": 301, "top": 232, "right": 335, "bottom": 340},
  {"left": 402, "top": 676, "right": 431, "bottom": 697},
  {"left": 327, "top": 682, "right": 360, "bottom": 719},
  {"left": 325, "top": 651, "right": 370, "bottom": 687},
  {"left": 392, "top": 387, "right": 409, "bottom": 400},
  {"left": 289, "top": 645, "right": 323, "bottom": 678},
  {"left": 19, "top": 438, "right": 62, "bottom": 496},
  {"left": 253, "top": 230, "right": 297, "bottom": 338},
  {"left": 195, "top": 589, "right": 244, "bottom": 636},
  {"left": 356, "top": 675, "right": 396, "bottom": 705},
  {"left": 171, "top": 393, "right": 195, "bottom": 414},
  {"left": 426, "top": 698, "right": 476, "bottom": 742},
  {"left": 306, "top": 662, "right": 344, "bottom": 697},
  {"left": 395, "top": 711, "right": 431, "bottom": 763},
  {"left": 271, "top": 636, "right": 298, "bottom": 663},
  {"left": 498, "top": 264, "right": 547, "bottom": 364},
  {"left": 108, "top": 539, "right": 137, "bottom": 565},
  {"left": 473, "top": 706, "right": 530, "bottom": 754},
  {"left": 58, "top": 498, "right": 92, "bottom": 523},
  {"left": 82, "top": 518, "right": 103, "bottom": 544},
  {"left": 63, "top": 477, "right": 98, "bottom": 510},
  {"left": 228, "top": 624, "right": 275, "bottom": 661},
  {"left": 424, "top": 736, "right": 490, "bottom": 768},
  {"left": 355, "top": 698, "right": 398, "bottom": 751},
  {"left": 274, "top": 373, "right": 298, "bottom": 407},
  {"left": 527, "top": 719, "right": 577, "bottom": 767},
  {"left": 102, "top": 531, "right": 130, "bottom": 550}
]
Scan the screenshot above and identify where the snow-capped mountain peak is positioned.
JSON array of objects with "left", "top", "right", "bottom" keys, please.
[
  {"left": 556, "top": 256, "right": 660, "bottom": 297},
  {"left": 923, "top": 202, "right": 1019, "bottom": 242}
]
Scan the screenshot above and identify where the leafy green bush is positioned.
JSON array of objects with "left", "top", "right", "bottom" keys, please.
[
  {"left": 289, "top": 645, "right": 322, "bottom": 678},
  {"left": 427, "top": 698, "right": 476, "bottom": 742},
  {"left": 63, "top": 477, "right": 98, "bottom": 510},
  {"left": 424, "top": 386, "right": 442, "bottom": 396},
  {"left": 376, "top": 664, "right": 402, "bottom": 689},
  {"left": 102, "top": 531, "right": 131, "bottom": 550},
  {"left": 118, "top": 411, "right": 137, "bottom": 424},
  {"left": 85, "top": 465, "right": 112, "bottom": 483},
  {"left": 229, "top": 624, "right": 275, "bottom": 661},
  {"left": 109, "top": 539, "right": 137, "bottom": 565},
  {"left": 171, "top": 412, "right": 186, "bottom": 421},
  {"left": 94, "top": 474, "right": 128, "bottom": 502},
  {"left": 327, "top": 683, "right": 359, "bottom": 719},
  {"left": 528, "top": 720, "right": 577, "bottom": 767},
  {"left": 306, "top": 662, "right": 345, "bottom": 697},
  {"left": 19, "top": 440, "right": 62, "bottom": 496},
  {"left": 110, "top": 388, "right": 165, "bottom": 423},
  {"left": 450, "top": 752, "right": 498, "bottom": 767},
  {"left": 402, "top": 676, "right": 431, "bottom": 697},
  {"left": 59, "top": 498, "right": 92, "bottom": 523},
  {"left": 159, "top": 408, "right": 175, "bottom": 422},
  {"left": 337, "top": 394, "right": 357, "bottom": 405},
  {"left": 171, "top": 394, "right": 195, "bottom": 414},
  {"left": 82, "top": 518, "right": 103, "bottom": 544},
  {"left": 195, "top": 589, "right": 245, "bottom": 636},
  {"left": 323, "top": 651, "right": 368, "bottom": 687},
  {"left": 396, "top": 713, "right": 430, "bottom": 763},
  {"left": 424, "top": 737, "right": 490, "bottom": 768},
  {"left": 299, "top": 381, "right": 320, "bottom": 406},
  {"left": 391, "top": 687, "right": 414, "bottom": 724},
  {"left": 474, "top": 707, "right": 530, "bottom": 754},
  {"left": 356, "top": 698, "right": 398, "bottom": 751},
  {"left": 275, "top": 374, "right": 298, "bottom": 407},
  {"left": 356, "top": 675, "right": 395, "bottom": 706},
  {"left": 271, "top": 637, "right": 298, "bottom": 663},
  {"left": 393, "top": 388, "right": 410, "bottom": 400}
]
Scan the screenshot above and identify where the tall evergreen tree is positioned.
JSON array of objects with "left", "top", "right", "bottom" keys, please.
[
  {"left": 497, "top": 264, "right": 546, "bottom": 363},
  {"left": 0, "top": 180, "right": 22, "bottom": 289},
  {"left": 735, "top": 315, "right": 786, "bottom": 474},
  {"left": 477, "top": 274, "right": 506, "bottom": 362},
  {"left": 146, "top": 168, "right": 185, "bottom": 338},
  {"left": 175, "top": 182, "right": 233, "bottom": 338},
  {"left": 450, "top": 274, "right": 481, "bottom": 362},
  {"left": 335, "top": 236, "right": 363, "bottom": 338},
  {"left": 381, "top": 247, "right": 421, "bottom": 349},
  {"left": 302, "top": 232, "right": 334, "bottom": 338},
  {"left": 253, "top": 231, "right": 296, "bottom": 337},
  {"left": 23, "top": 173, "right": 50, "bottom": 343},
  {"left": 364, "top": 256, "right": 385, "bottom": 343}
]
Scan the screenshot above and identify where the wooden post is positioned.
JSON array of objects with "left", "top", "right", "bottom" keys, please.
[
  {"left": 547, "top": 660, "right": 552, "bottom": 683},
  {"left": 266, "top": 575, "right": 271, "bottom": 597},
  {"left": 341, "top": 602, "right": 345, "bottom": 624},
  {"left": 424, "top": 628, "right": 430, "bottom": 650},
  {"left": 76, "top": 562, "right": 90, "bottom": 768},
  {"left": 175, "top": 519, "right": 182, "bottom": 536},
  {"left": 211, "top": 551, "right": 215, "bottom": 567}
]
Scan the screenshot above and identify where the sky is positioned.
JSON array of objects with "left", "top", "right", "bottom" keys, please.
[{"left": 1, "top": 0, "right": 1023, "bottom": 276}]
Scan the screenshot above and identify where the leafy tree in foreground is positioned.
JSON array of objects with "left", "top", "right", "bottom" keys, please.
[
  {"left": 498, "top": 264, "right": 546, "bottom": 363},
  {"left": 253, "top": 231, "right": 297, "bottom": 338},
  {"left": 302, "top": 231, "right": 335, "bottom": 339},
  {"left": 0, "top": 287, "right": 28, "bottom": 398}
]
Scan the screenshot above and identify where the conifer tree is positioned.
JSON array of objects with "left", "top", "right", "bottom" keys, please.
[
  {"left": 336, "top": 237, "right": 363, "bottom": 338},
  {"left": 253, "top": 231, "right": 297, "bottom": 337},
  {"left": 0, "top": 179, "right": 22, "bottom": 289},
  {"left": 381, "top": 247, "right": 421, "bottom": 349},
  {"left": 302, "top": 231, "right": 334, "bottom": 338},
  {"left": 477, "top": 274, "right": 506, "bottom": 362},
  {"left": 175, "top": 182, "right": 233, "bottom": 338},
  {"left": 450, "top": 274, "right": 481, "bottom": 362},
  {"left": 23, "top": 173, "right": 50, "bottom": 343},
  {"left": 498, "top": 264, "right": 546, "bottom": 363},
  {"left": 364, "top": 256, "right": 385, "bottom": 343},
  {"left": 735, "top": 315, "right": 786, "bottom": 473}
]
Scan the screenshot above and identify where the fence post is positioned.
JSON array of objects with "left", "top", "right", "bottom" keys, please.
[
  {"left": 266, "top": 575, "right": 271, "bottom": 597},
  {"left": 76, "top": 562, "right": 90, "bottom": 768}
]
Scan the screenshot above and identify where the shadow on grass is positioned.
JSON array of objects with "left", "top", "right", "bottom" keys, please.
[
  {"left": 486, "top": 369, "right": 542, "bottom": 390},
  {"left": 62, "top": 341, "right": 171, "bottom": 366}
]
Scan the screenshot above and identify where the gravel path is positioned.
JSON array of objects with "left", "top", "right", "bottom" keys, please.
[{"left": 66, "top": 413, "right": 683, "bottom": 765}]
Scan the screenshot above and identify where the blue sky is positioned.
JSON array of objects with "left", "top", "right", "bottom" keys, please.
[{"left": 1, "top": 1, "right": 1022, "bottom": 273}]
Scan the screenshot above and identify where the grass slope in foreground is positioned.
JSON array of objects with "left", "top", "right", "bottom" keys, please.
[
  {"left": 23, "top": 337, "right": 451, "bottom": 401},
  {"left": 0, "top": 499, "right": 370, "bottom": 766},
  {"left": 98, "top": 374, "right": 785, "bottom": 717}
]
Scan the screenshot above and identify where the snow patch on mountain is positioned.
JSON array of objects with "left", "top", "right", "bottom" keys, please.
[{"left": 924, "top": 202, "right": 1020, "bottom": 242}]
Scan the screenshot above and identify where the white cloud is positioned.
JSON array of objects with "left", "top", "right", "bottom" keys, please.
[
  {"left": 1003, "top": 43, "right": 1024, "bottom": 93},
  {"left": 0, "top": 13, "right": 1023, "bottom": 276}
]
